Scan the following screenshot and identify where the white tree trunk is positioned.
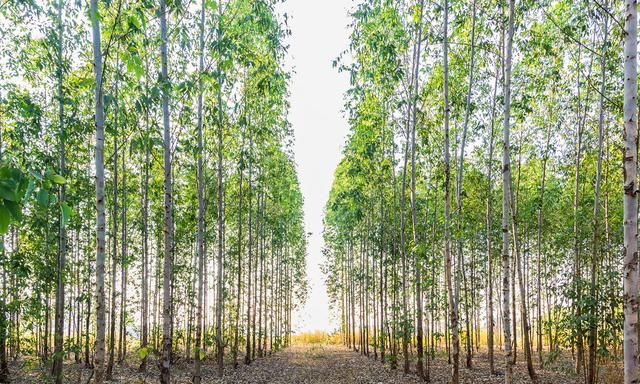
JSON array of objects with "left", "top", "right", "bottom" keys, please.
[
  {"left": 623, "top": 0, "right": 638, "bottom": 382},
  {"left": 443, "top": 0, "right": 458, "bottom": 382},
  {"left": 501, "top": 0, "right": 516, "bottom": 382},
  {"left": 159, "top": 0, "right": 173, "bottom": 381},
  {"left": 193, "top": 0, "right": 206, "bottom": 380},
  {"left": 89, "top": 0, "right": 106, "bottom": 381}
]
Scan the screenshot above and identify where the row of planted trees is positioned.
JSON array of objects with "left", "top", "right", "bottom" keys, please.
[
  {"left": 323, "top": 0, "right": 633, "bottom": 383},
  {"left": 0, "top": 0, "right": 307, "bottom": 383}
]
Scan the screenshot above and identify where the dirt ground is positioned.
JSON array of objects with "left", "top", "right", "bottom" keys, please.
[{"left": 9, "top": 343, "right": 607, "bottom": 383}]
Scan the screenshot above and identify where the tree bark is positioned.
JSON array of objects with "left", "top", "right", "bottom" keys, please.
[
  {"left": 409, "top": 0, "right": 425, "bottom": 377},
  {"left": 193, "top": 0, "right": 206, "bottom": 381},
  {"left": 106, "top": 55, "right": 120, "bottom": 382},
  {"left": 501, "top": 0, "right": 515, "bottom": 382},
  {"left": 90, "top": 0, "right": 107, "bottom": 379},
  {"left": 118, "top": 144, "right": 127, "bottom": 363},
  {"left": 455, "top": 0, "right": 476, "bottom": 370},
  {"left": 622, "top": 0, "right": 638, "bottom": 381},
  {"left": 215, "top": 1, "right": 225, "bottom": 375},
  {"left": 52, "top": 0, "right": 66, "bottom": 381},
  {"left": 159, "top": 0, "right": 174, "bottom": 379},
  {"left": 587, "top": 11, "right": 608, "bottom": 384},
  {"left": 485, "top": 27, "right": 500, "bottom": 375},
  {"left": 245, "top": 132, "right": 253, "bottom": 366},
  {"left": 443, "top": 0, "right": 458, "bottom": 382},
  {"left": 139, "top": 28, "right": 151, "bottom": 373}
]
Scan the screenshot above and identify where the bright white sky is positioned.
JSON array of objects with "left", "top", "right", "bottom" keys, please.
[{"left": 280, "top": 0, "right": 352, "bottom": 333}]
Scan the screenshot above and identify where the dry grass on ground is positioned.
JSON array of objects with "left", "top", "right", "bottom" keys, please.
[{"left": 8, "top": 343, "right": 615, "bottom": 383}]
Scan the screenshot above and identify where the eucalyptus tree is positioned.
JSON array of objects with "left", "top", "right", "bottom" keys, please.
[
  {"left": 623, "top": 0, "right": 638, "bottom": 381},
  {"left": 325, "top": 0, "right": 627, "bottom": 383},
  {"left": 192, "top": 0, "right": 206, "bottom": 381},
  {"left": 51, "top": 0, "right": 67, "bottom": 381},
  {"left": 158, "top": 0, "right": 173, "bottom": 380},
  {"left": 89, "top": 0, "right": 106, "bottom": 380},
  {"left": 501, "top": 0, "right": 515, "bottom": 381},
  {"left": 442, "top": 0, "right": 458, "bottom": 380}
]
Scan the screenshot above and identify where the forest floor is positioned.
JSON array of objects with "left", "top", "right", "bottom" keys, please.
[{"left": 8, "top": 343, "right": 619, "bottom": 383}]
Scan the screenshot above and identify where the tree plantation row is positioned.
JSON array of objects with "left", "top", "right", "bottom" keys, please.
[
  {"left": 0, "top": 0, "right": 308, "bottom": 383},
  {"left": 322, "top": 0, "right": 635, "bottom": 384}
]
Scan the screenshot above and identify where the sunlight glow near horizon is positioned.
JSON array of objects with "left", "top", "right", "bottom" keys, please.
[{"left": 282, "top": 0, "right": 352, "bottom": 333}]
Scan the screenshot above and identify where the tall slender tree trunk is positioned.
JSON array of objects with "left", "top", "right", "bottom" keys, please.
[
  {"left": 245, "top": 132, "right": 253, "bottom": 365},
  {"left": 536, "top": 120, "right": 552, "bottom": 369},
  {"left": 399, "top": 104, "right": 410, "bottom": 375},
  {"left": 587, "top": 12, "right": 608, "bottom": 384},
  {"left": 622, "top": 0, "right": 638, "bottom": 381},
  {"left": 52, "top": 0, "right": 66, "bottom": 381},
  {"left": 90, "top": 0, "right": 107, "bottom": 379},
  {"left": 409, "top": 0, "right": 425, "bottom": 377},
  {"left": 501, "top": 0, "right": 516, "bottom": 382},
  {"left": 455, "top": 0, "right": 476, "bottom": 370},
  {"left": 159, "top": 0, "right": 174, "bottom": 380},
  {"left": 118, "top": 145, "right": 127, "bottom": 363},
  {"left": 233, "top": 133, "right": 243, "bottom": 368},
  {"left": 139, "top": 32, "right": 151, "bottom": 373},
  {"left": 215, "top": 2, "right": 225, "bottom": 375},
  {"left": 193, "top": 0, "right": 206, "bottom": 381},
  {"left": 442, "top": 0, "right": 458, "bottom": 382},
  {"left": 572, "top": 43, "right": 587, "bottom": 378},
  {"left": 106, "top": 57, "right": 120, "bottom": 381},
  {"left": 509, "top": 183, "right": 537, "bottom": 382},
  {"left": 486, "top": 30, "right": 500, "bottom": 375},
  {"left": 0, "top": 119, "right": 6, "bottom": 381},
  {"left": 1, "top": 247, "right": 8, "bottom": 383}
]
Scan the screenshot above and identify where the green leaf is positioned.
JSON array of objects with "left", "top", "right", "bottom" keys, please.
[
  {"left": 50, "top": 174, "right": 66, "bottom": 184},
  {"left": 36, "top": 189, "right": 49, "bottom": 206},
  {"left": 138, "top": 347, "right": 149, "bottom": 359},
  {"left": 61, "top": 202, "right": 72, "bottom": 228},
  {"left": 24, "top": 180, "right": 35, "bottom": 202},
  {"left": 0, "top": 205, "right": 10, "bottom": 235},
  {"left": 4, "top": 200, "right": 21, "bottom": 221},
  {"left": 0, "top": 185, "right": 17, "bottom": 202}
]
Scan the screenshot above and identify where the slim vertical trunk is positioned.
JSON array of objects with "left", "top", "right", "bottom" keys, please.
[
  {"left": 0, "top": 248, "right": 7, "bottom": 383},
  {"left": 536, "top": 122, "right": 552, "bottom": 369},
  {"left": 118, "top": 145, "right": 127, "bottom": 363},
  {"left": 0, "top": 117, "right": 5, "bottom": 379},
  {"left": 442, "top": 0, "right": 458, "bottom": 382},
  {"left": 622, "top": 0, "right": 638, "bottom": 381},
  {"left": 502, "top": 0, "right": 515, "bottom": 382},
  {"left": 75, "top": 239, "right": 82, "bottom": 364},
  {"left": 215, "top": 1, "right": 225, "bottom": 374},
  {"left": 245, "top": 133, "right": 253, "bottom": 365},
  {"left": 399, "top": 108, "right": 410, "bottom": 374},
  {"left": 84, "top": 219, "right": 92, "bottom": 368},
  {"left": 455, "top": 0, "right": 476, "bottom": 370},
  {"left": 587, "top": 12, "right": 608, "bottom": 384},
  {"left": 379, "top": 180, "right": 385, "bottom": 364},
  {"left": 409, "top": 0, "right": 425, "bottom": 377},
  {"left": 139, "top": 33, "right": 151, "bottom": 373},
  {"left": 572, "top": 43, "right": 587, "bottom": 377},
  {"left": 233, "top": 138, "right": 243, "bottom": 368},
  {"left": 90, "top": 0, "right": 107, "bottom": 379},
  {"left": 252, "top": 183, "right": 259, "bottom": 359},
  {"left": 193, "top": 0, "right": 206, "bottom": 381},
  {"left": 486, "top": 31, "right": 500, "bottom": 375},
  {"left": 106, "top": 57, "right": 120, "bottom": 381},
  {"left": 52, "top": 0, "right": 66, "bottom": 381},
  {"left": 159, "top": 0, "right": 174, "bottom": 380},
  {"left": 509, "top": 186, "right": 537, "bottom": 382}
]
